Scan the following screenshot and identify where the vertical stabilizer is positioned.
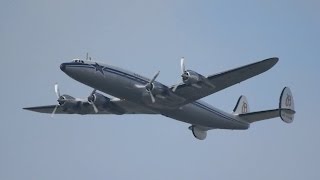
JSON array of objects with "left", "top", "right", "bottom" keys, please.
[
  {"left": 279, "top": 87, "right": 295, "bottom": 123},
  {"left": 233, "top": 95, "right": 250, "bottom": 114}
]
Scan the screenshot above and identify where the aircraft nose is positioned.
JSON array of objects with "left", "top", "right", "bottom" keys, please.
[{"left": 60, "top": 63, "right": 66, "bottom": 71}]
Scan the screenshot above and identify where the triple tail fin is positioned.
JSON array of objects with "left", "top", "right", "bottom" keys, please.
[
  {"left": 236, "top": 87, "right": 296, "bottom": 124},
  {"left": 279, "top": 87, "right": 295, "bottom": 123},
  {"left": 233, "top": 95, "right": 250, "bottom": 114}
]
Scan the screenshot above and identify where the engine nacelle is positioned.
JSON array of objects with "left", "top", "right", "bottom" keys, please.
[
  {"left": 146, "top": 83, "right": 166, "bottom": 95},
  {"left": 88, "top": 92, "right": 110, "bottom": 108},
  {"left": 57, "top": 94, "right": 83, "bottom": 113},
  {"left": 58, "top": 95, "right": 77, "bottom": 108},
  {"left": 182, "top": 70, "right": 202, "bottom": 85},
  {"left": 88, "top": 92, "right": 125, "bottom": 114}
]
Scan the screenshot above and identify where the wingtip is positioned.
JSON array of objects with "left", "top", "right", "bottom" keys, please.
[
  {"left": 23, "top": 106, "right": 40, "bottom": 111},
  {"left": 269, "top": 57, "right": 279, "bottom": 64},
  {"left": 23, "top": 107, "right": 33, "bottom": 111},
  {"left": 261, "top": 57, "right": 279, "bottom": 69}
]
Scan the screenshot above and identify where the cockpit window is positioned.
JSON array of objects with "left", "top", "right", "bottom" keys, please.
[{"left": 72, "top": 59, "right": 84, "bottom": 63}]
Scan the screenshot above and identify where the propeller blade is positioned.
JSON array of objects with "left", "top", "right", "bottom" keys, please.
[
  {"left": 148, "top": 91, "right": 156, "bottom": 103},
  {"left": 181, "top": 57, "right": 185, "bottom": 73},
  {"left": 134, "top": 84, "right": 146, "bottom": 88},
  {"left": 135, "top": 71, "right": 160, "bottom": 102},
  {"left": 51, "top": 105, "right": 58, "bottom": 117},
  {"left": 92, "top": 103, "right": 98, "bottom": 113},
  {"left": 87, "top": 89, "right": 98, "bottom": 113},
  {"left": 150, "top": 71, "right": 160, "bottom": 84},
  {"left": 90, "top": 89, "right": 96, "bottom": 97},
  {"left": 54, "top": 83, "right": 60, "bottom": 98},
  {"left": 172, "top": 83, "right": 179, "bottom": 92},
  {"left": 88, "top": 89, "right": 97, "bottom": 102}
]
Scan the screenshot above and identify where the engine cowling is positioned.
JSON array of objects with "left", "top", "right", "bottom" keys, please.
[
  {"left": 175, "top": 58, "right": 215, "bottom": 90},
  {"left": 146, "top": 83, "right": 166, "bottom": 95},
  {"left": 56, "top": 94, "right": 82, "bottom": 113},
  {"left": 88, "top": 92, "right": 125, "bottom": 114},
  {"left": 58, "top": 95, "right": 76, "bottom": 107},
  {"left": 88, "top": 92, "right": 110, "bottom": 108},
  {"left": 182, "top": 70, "right": 202, "bottom": 85}
]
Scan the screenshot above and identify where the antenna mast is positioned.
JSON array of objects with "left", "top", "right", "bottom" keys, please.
[{"left": 86, "top": 52, "right": 92, "bottom": 61}]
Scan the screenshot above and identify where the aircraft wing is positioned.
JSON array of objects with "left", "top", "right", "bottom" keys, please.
[
  {"left": 172, "top": 58, "right": 278, "bottom": 105},
  {"left": 23, "top": 99, "right": 157, "bottom": 115}
]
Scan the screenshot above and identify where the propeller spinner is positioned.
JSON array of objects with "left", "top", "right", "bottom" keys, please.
[{"left": 135, "top": 71, "right": 160, "bottom": 103}]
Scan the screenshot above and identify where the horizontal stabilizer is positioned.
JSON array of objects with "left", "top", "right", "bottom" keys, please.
[
  {"left": 239, "top": 108, "right": 295, "bottom": 123},
  {"left": 237, "top": 87, "right": 296, "bottom": 124}
]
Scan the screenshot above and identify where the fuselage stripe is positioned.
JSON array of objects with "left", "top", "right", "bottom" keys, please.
[
  {"left": 192, "top": 101, "right": 247, "bottom": 125},
  {"left": 67, "top": 64, "right": 149, "bottom": 84}
]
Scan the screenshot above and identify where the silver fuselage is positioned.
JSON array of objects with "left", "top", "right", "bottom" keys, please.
[{"left": 60, "top": 61, "right": 249, "bottom": 130}]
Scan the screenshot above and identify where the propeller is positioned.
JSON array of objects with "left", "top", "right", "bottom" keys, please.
[
  {"left": 172, "top": 57, "right": 187, "bottom": 92},
  {"left": 54, "top": 83, "right": 60, "bottom": 98},
  {"left": 52, "top": 83, "right": 61, "bottom": 117},
  {"left": 181, "top": 57, "right": 190, "bottom": 80},
  {"left": 135, "top": 71, "right": 160, "bottom": 103},
  {"left": 181, "top": 57, "right": 186, "bottom": 75},
  {"left": 172, "top": 57, "right": 215, "bottom": 91},
  {"left": 87, "top": 89, "right": 99, "bottom": 113}
]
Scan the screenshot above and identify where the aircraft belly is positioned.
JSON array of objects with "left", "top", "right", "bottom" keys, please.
[{"left": 161, "top": 102, "right": 249, "bottom": 130}]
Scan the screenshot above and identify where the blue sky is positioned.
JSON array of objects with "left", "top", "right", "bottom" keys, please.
[{"left": 1, "top": 0, "right": 319, "bottom": 179}]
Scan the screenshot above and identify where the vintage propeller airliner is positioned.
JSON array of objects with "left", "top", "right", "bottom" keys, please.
[{"left": 24, "top": 57, "right": 295, "bottom": 140}]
